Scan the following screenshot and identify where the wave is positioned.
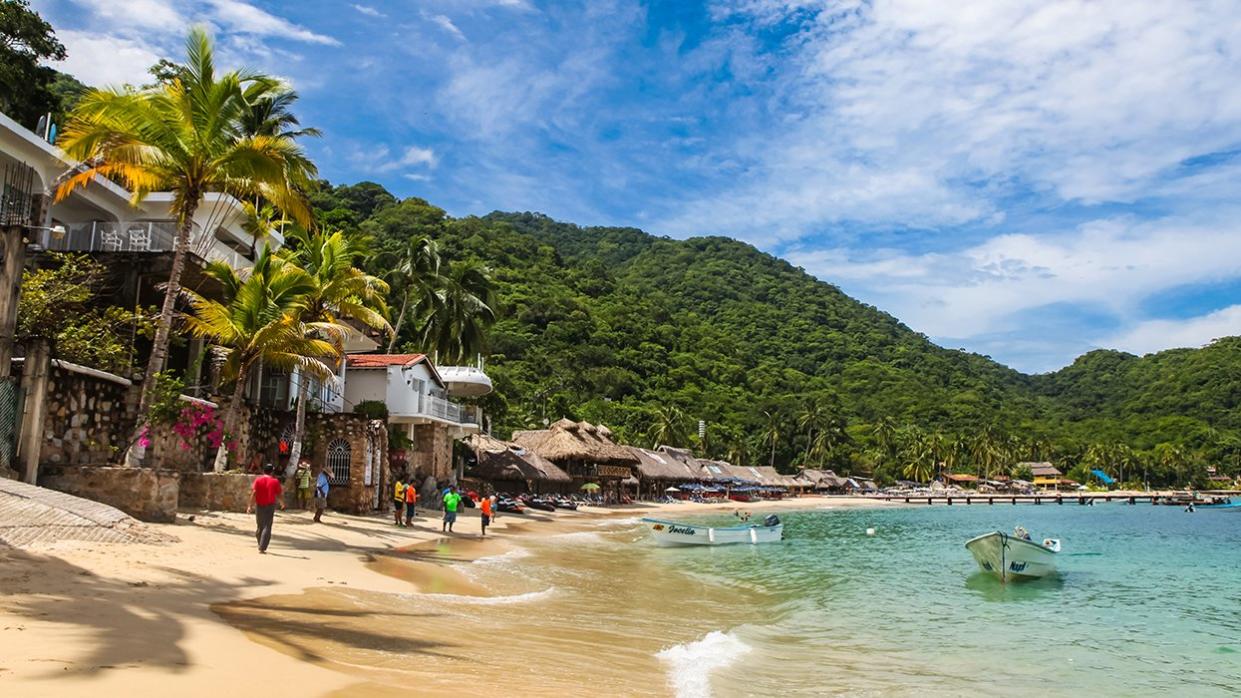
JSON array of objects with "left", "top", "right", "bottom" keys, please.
[
  {"left": 544, "top": 531, "right": 609, "bottom": 544},
  {"left": 656, "top": 630, "right": 752, "bottom": 698},
  {"left": 472, "top": 548, "right": 534, "bottom": 565},
  {"left": 404, "top": 587, "right": 557, "bottom": 606}
]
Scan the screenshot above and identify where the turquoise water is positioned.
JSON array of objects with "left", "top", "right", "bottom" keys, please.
[{"left": 480, "top": 504, "right": 1241, "bottom": 696}]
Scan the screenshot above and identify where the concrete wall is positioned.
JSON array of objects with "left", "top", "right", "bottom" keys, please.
[
  {"left": 341, "top": 368, "right": 390, "bottom": 412},
  {"left": 38, "top": 465, "right": 179, "bottom": 523}
]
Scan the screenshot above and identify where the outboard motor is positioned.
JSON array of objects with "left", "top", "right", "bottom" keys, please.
[{"left": 763, "top": 514, "right": 780, "bottom": 527}]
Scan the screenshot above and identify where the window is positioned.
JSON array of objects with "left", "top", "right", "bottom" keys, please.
[{"left": 326, "top": 438, "right": 352, "bottom": 485}]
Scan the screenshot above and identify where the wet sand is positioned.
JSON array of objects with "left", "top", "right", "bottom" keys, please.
[{"left": 0, "top": 496, "right": 890, "bottom": 697}]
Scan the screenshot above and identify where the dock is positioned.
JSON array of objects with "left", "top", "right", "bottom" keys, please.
[{"left": 871, "top": 493, "right": 1231, "bottom": 506}]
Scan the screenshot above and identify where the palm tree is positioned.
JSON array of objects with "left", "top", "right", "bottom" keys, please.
[
  {"left": 902, "top": 431, "right": 934, "bottom": 483},
  {"left": 282, "top": 229, "right": 391, "bottom": 472},
  {"left": 184, "top": 250, "right": 337, "bottom": 471},
  {"left": 241, "top": 78, "right": 322, "bottom": 140},
  {"left": 871, "top": 417, "right": 898, "bottom": 463},
  {"left": 970, "top": 427, "right": 1004, "bottom": 480},
  {"left": 797, "top": 401, "right": 825, "bottom": 463},
  {"left": 56, "top": 28, "right": 316, "bottom": 462},
  {"left": 648, "top": 405, "right": 689, "bottom": 449},
  {"left": 386, "top": 237, "right": 442, "bottom": 352},
  {"left": 761, "top": 410, "right": 782, "bottom": 468},
  {"left": 415, "top": 259, "right": 496, "bottom": 364}
]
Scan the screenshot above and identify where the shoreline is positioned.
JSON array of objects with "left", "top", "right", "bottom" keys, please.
[{"left": 0, "top": 494, "right": 888, "bottom": 697}]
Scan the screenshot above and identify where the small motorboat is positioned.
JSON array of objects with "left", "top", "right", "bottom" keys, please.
[
  {"left": 966, "top": 527, "right": 1060, "bottom": 582},
  {"left": 641, "top": 515, "right": 784, "bottom": 547},
  {"left": 551, "top": 498, "right": 578, "bottom": 510},
  {"left": 496, "top": 498, "right": 525, "bottom": 514}
]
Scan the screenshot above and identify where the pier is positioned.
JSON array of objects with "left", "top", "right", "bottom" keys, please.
[{"left": 875, "top": 494, "right": 1183, "bottom": 506}]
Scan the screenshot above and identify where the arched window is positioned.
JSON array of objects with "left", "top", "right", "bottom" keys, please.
[{"left": 326, "top": 438, "right": 351, "bottom": 485}]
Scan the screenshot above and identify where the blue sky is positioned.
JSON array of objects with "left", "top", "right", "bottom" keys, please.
[{"left": 32, "top": 0, "right": 1241, "bottom": 373}]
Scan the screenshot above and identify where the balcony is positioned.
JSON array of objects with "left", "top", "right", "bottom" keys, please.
[
  {"left": 42, "top": 220, "right": 252, "bottom": 270},
  {"left": 415, "top": 393, "right": 479, "bottom": 426},
  {"left": 438, "top": 365, "right": 494, "bottom": 397}
]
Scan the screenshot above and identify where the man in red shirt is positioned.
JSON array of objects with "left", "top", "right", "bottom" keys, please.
[{"left": 247, "top": 463, "right": 285, "bottom": 553}]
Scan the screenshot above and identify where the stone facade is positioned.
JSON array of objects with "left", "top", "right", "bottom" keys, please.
[
  {"left": 178, "top": 472, "right": 258, "bottom": 511},
  {"left": 38, "top": 465, "right": 179, "bottom": 523},
  {"left": 410, "top": 423, "right": 453, "bottom": 482},
  {"left": 22, "top": 362, "right": 137, "bottom": 467}
]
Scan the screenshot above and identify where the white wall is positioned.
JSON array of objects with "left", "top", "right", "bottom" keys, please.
[{"left": 342, "top": 368, "right": 390, "bottom": 411}]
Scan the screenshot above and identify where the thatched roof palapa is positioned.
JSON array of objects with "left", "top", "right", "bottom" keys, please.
[
  {"left": 466, "top": 434, "right": 572, "bottom": 482},
  {"left": 626, "top": 446, "right": 699, "bottom": 481},
  {"left": 511, "top": 419, "right": 638, "bottom": 465}
]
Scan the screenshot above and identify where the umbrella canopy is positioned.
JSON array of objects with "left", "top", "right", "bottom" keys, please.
[
  {"left": 580, "top": 482, "right": 601, "bottom": 491},
  {"left": 665, "top": 486, "right": 681, "bottom": 492}
]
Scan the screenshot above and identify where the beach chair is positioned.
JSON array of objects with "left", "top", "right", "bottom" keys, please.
[
  {"left": 100, "top": 227, "right": 124, "bottom": 251},
  {"left": 127, "top": 225, "right": 151, "bottom": 251}
]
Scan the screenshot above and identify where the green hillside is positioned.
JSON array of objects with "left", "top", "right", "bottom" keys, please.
[{"left": 312, "top": 182, "right": 1241, "bottom": 484}]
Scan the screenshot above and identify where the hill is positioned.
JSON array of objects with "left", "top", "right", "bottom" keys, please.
[{"left": 312, "top": 182, "right": 1241, "bottom": 483}]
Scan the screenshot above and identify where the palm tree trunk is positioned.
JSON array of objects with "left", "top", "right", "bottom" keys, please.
[
  {"left": 285, "top": 373, "right": 310, "bottom": 476},
  {"left": 128, "top": 194, "right": 200, "bottom": 466},
  {"left": 213, "top": 368, "right": 249, "bottom": 472},
  {"left": 387, "top": 288, "right": 411, "bottom": 352}
]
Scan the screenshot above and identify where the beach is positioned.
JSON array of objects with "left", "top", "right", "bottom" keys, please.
[{"left": 0, "top": 496, "right": 885, "bottom": 697}]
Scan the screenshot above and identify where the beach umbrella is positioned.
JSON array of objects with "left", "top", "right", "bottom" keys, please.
[
  {"left": 580, "top": 483, "right": 601, "bottom": 491},
  {"left": 665, "top": 486, "right": 681, "bottom": 492}
]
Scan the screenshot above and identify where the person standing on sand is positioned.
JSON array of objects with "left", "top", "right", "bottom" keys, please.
[
  {"left": 313, "top": 465, "right": 330, "bottom": 523},
  {"left": 295, "top": 460, "right": 312, "bottom": 510},
  {"left": 247, "top": 464, "right": 285, "bottom": 553},
  {"left": 404, "top": 478, "right": 418, "bottom": 525},
  {"left": 393, "top": 476, "right": 407, "bottom": 526},
  {"left": 480, "top": 493, "right": 493, "bottom": 537},
  {"left": 442, "top": 485, "right": 461, "bottom": 533}
]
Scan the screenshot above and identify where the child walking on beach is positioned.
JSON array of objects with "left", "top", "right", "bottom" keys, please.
[
  {"left": 404, "top": 479, "right": 418, "bottom": 525},
  {"left": 393, "top": 477, "right": 407, "bottom": 526},
  {"left": 480, "top": 493, "right": 493, "bottom": 537}
]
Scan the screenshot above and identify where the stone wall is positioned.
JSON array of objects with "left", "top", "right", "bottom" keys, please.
[
  {"left": 38, "top": 465, "right": 179, "bottom": 523},
  {"left": 25, "top": 362, "right": 137, "bottom": 468},
  {"left": 178, "top": 472, "right": 257, "bottom": 511},
  {"left": 411, "top": 423, "right": 453, "bottom": 482},
  {"left": 303, "top": 414, "right": 388, "bottom": 515}
]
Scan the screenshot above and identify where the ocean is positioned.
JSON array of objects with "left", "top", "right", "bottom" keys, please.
[{"left": 220, "top": 504, "right": 1241, "bottom": 697}]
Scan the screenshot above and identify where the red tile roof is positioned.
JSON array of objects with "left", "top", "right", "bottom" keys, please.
[{"left": 345, "top": 353, "right": 427, "bottom": 369}]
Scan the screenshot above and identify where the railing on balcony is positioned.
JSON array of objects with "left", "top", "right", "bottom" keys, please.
[
  {"left": 44, "top": 220, "right": 251, "bottom": 269},
  {"left": 415, "top": 393, "right": 478, "bottom": 425}
]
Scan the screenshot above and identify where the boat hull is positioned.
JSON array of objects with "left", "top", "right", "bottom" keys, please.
[
  {"left": 965, "top": 532, "right": 1057, "bottom": 582},
  {"left": 641, "top": 518, "right": 783, "bottom": 546}
]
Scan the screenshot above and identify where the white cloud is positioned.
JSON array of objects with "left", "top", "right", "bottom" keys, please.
[
  {"left": 398, "top": 146, "right": 437, "bottom": 167},
  {"left": 51, "top": 30, "right": 164, "bottom": 86},
  {"left": 428, "top": 14, "right": 466, "bottom": 41},
  {"left": 787, "top": 212, "right": 1241, "bottom": 345},
  {"left": 204, "top": 0, "right": 339, "bottom": 45},
  {"left": 352, "top": 4, "right": 384, "bottom": 18},
  {"left": 658, "top": 0, "right": 1241, "bottom": 242},
  {"left": 66, "top": 0, "right": 185, "bottom": 30},
  {"left": 1102, "top": 306, "right": 1241, "bottom": 357}
]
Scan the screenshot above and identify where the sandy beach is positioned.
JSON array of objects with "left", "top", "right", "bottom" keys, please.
[{"left": 0, "top": 495, "right": 888, "bottom": 697}]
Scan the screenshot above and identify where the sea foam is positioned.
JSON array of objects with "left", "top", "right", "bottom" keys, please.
[
  {"left": 656, "top": 630, "right": 752, "bottom": 698},
  {"left": 472, "top": 547, "right": 534, "bottom": 565},
  {"left": 407, "top": 587, "right": 557, "bottom": 606}
]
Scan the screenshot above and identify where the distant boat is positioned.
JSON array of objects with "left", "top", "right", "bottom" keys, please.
[
  {"left": 966, "top": 527, "right": 1060, "bottom": 582},
  {"left": 641, "top": 515, "right": 784, "bottom": 546}
]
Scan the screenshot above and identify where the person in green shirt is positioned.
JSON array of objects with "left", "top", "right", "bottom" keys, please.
[{"left": 442, "top": 485, "right": 461, "bottom": 533}]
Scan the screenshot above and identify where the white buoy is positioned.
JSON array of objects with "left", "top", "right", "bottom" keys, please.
[{"left": 866, "top": 527, "right": 876, "bottom": 536}]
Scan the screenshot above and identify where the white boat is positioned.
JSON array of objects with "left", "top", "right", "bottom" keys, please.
[
  {"left": 965, "top": 527, "right": 1060, "bottom": 582},
  {"left": 641, "top": 516, "right": 784, "bottom": 546}
]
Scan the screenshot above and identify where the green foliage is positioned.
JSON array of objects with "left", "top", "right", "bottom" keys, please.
[
  {"left": 354, "top": 400, "right": 389, "bottom": 421},
  {"left": 18, "top": 253, "right": 151, "bottom": 373},
  {"left": 303, "top": 184, "right": 1241, "bottom": 487},
  {"left": 145, "top": 370, "right": 187, "bottom": 426},
  {"left": 0, "top": 0, "right": 66, "bottom": 127}
]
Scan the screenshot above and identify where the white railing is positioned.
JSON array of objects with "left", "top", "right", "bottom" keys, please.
[{"left": 45, "top": 220, "right": 251, "bottom": 269}]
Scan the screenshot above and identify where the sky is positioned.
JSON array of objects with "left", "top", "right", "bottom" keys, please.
[{"left": 31, "top": 0, "right": 1241, "bottom": 373}]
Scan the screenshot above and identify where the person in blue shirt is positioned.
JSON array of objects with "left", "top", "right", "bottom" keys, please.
[{"left": 313, "top": 465, "right": 331, "bottom": 523}]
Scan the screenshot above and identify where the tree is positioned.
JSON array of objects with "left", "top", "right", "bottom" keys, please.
[
  {"left": 0, "top": 0, "right": 66, "bottom": 127},
  {"left": 761, "top": 409, "right": 782, "bottom": 468},
  {"left": 648, "top": 404, "right": 689, "bottom": 449},
  {"left": 415, "top": 259, "right": 496, "bottom": 364},
  {"left": 386, "top": 237, "right": 441, "bottom": 352},
  {"left": 183, "top": 250, "right": 337, "bottom": 471},
  {"left": 56, "top": 28, "right": 317, "bottom": 463},
  {"left": 282, "top": 229, "right": 390, "bottom": 472}
]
